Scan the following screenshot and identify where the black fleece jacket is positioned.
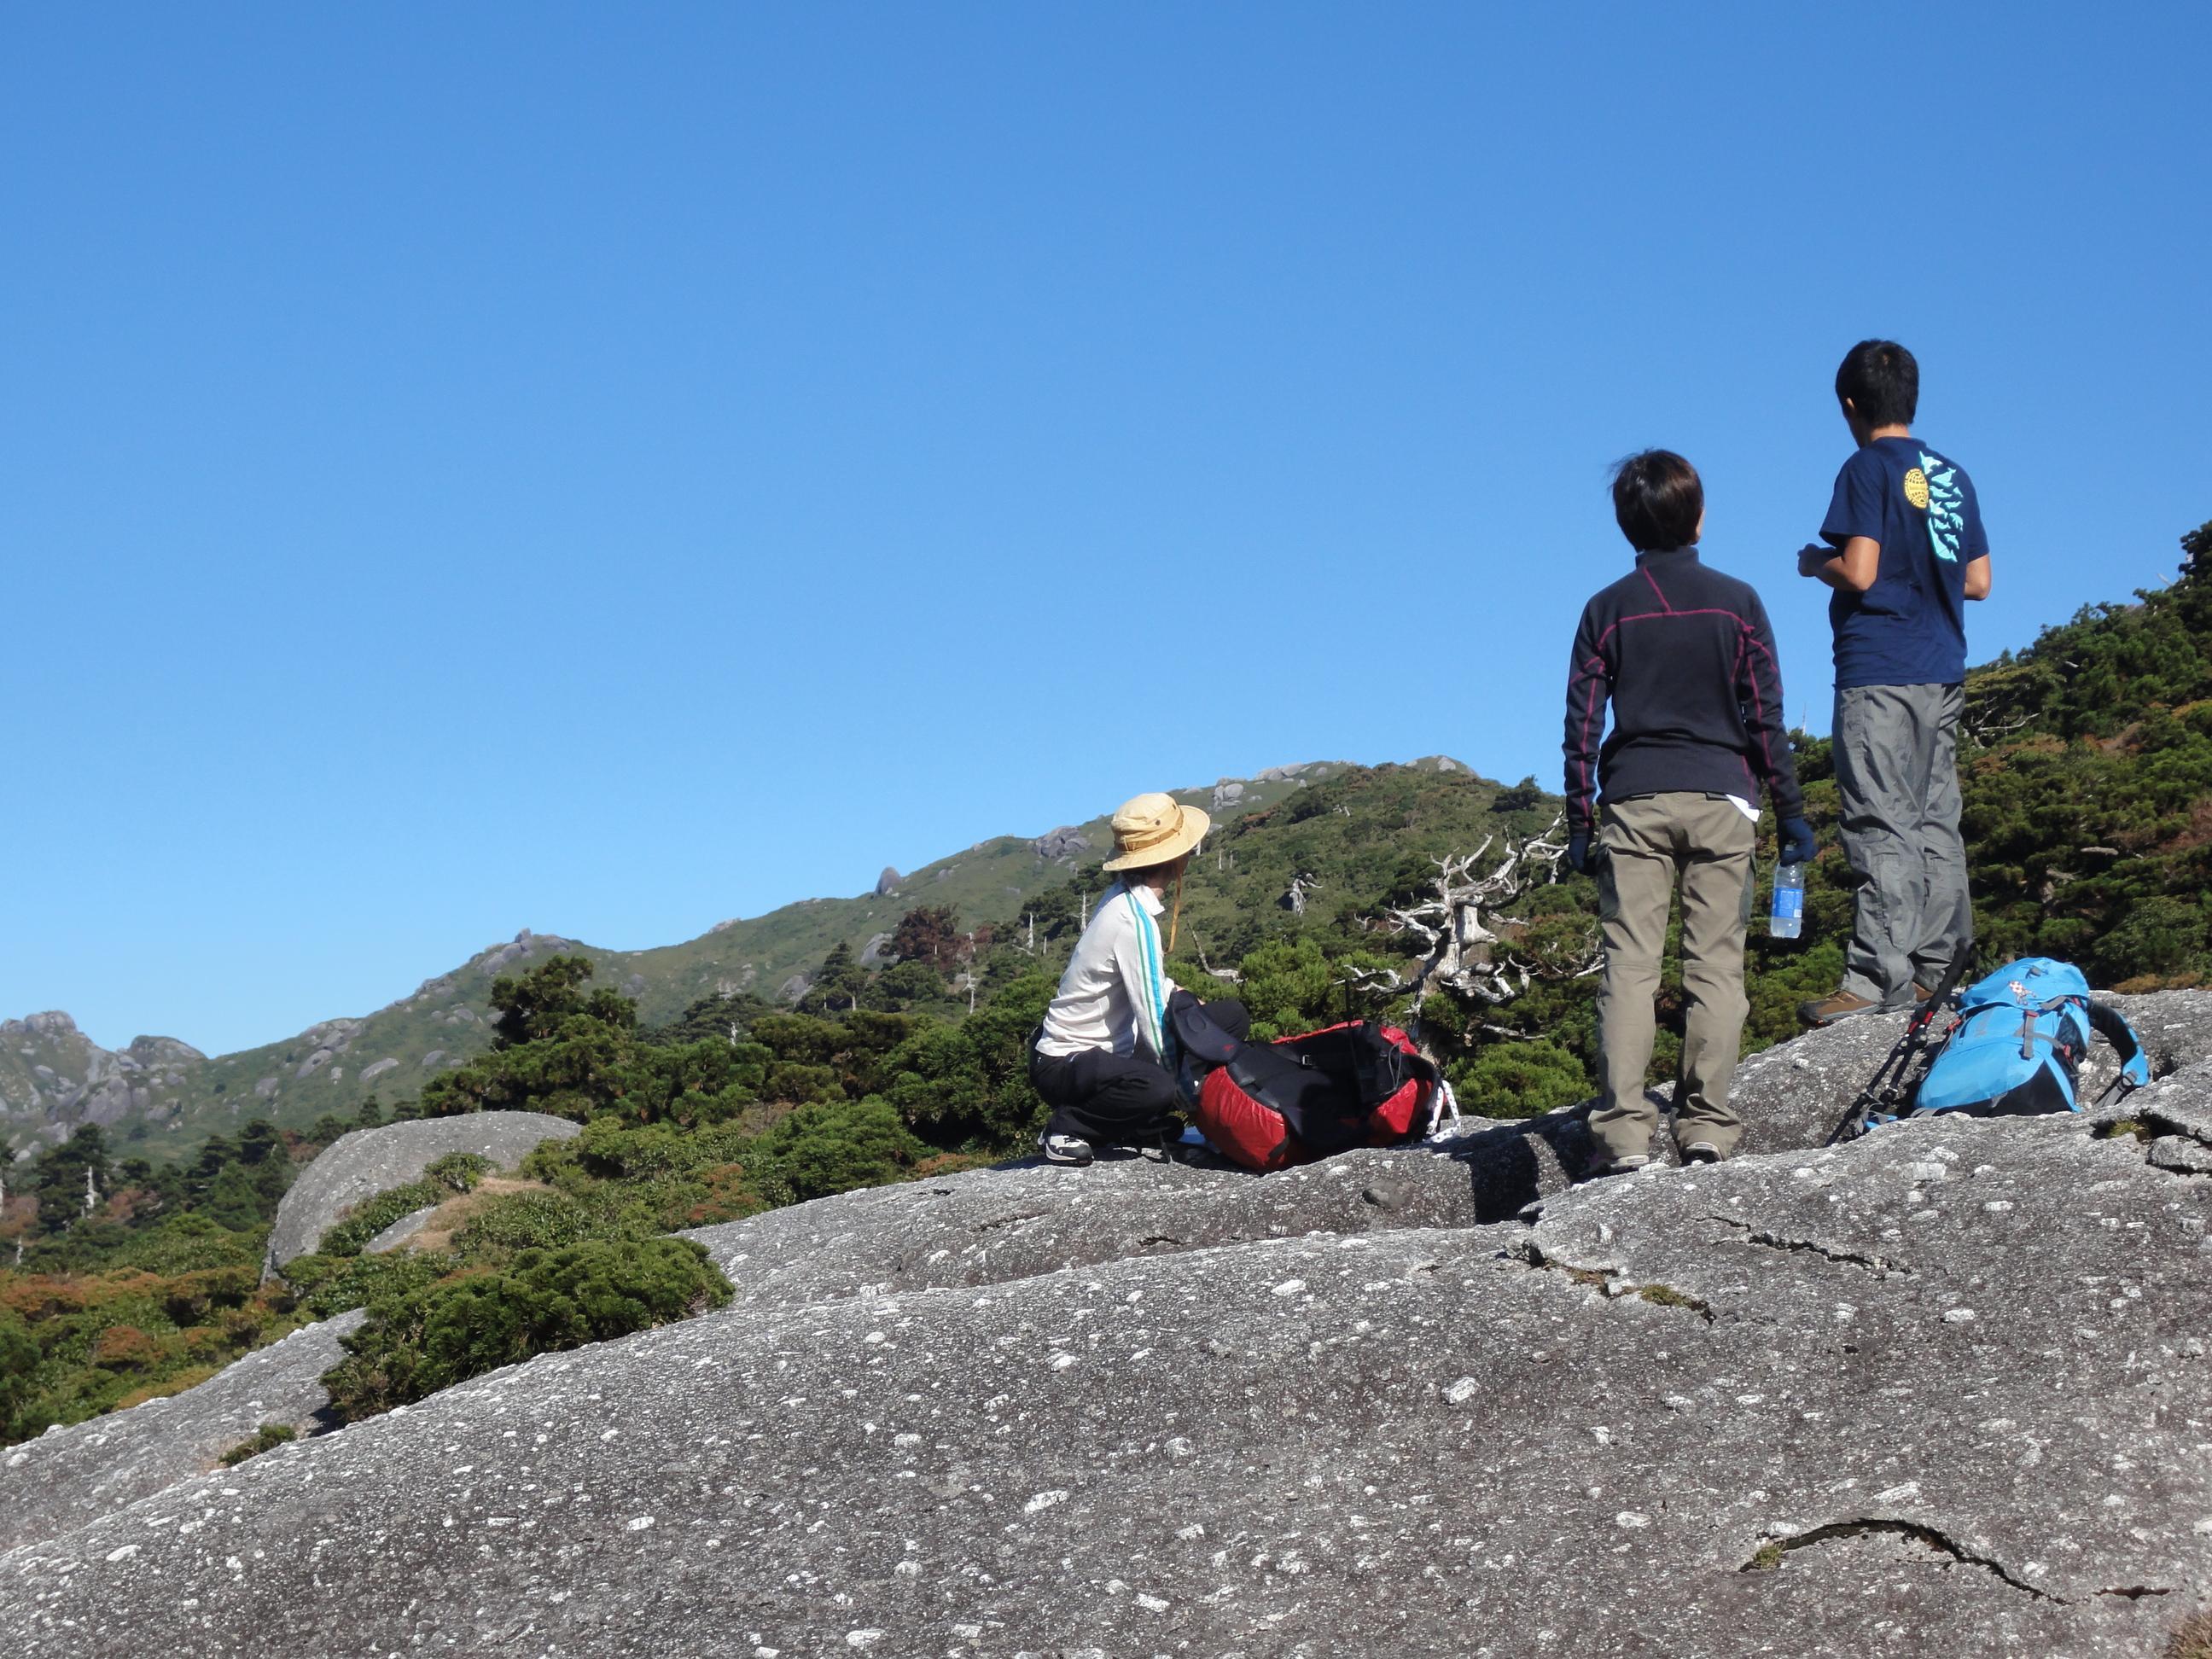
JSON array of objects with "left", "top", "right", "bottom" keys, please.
[{"left": 1561, "top": 547, "right": 1803, "bottom": 831}]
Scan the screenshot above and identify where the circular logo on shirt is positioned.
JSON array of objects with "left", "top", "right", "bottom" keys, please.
[{"left": 1903, "top": 467, "right": 1930, "bottom": 509}]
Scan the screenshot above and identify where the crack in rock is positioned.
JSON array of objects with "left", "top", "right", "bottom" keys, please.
[
  {"left": 1505, "top": 1240, "right": 1715, "bottom": 1323},
  {"left": 971, "top": 1211, "right": 1049, "bottom": 1234},
  {"left": 1742, "top": 1518, "right": 2058, "bottom": 1601},
  {"left": 2098, "top": 1119, "right": 2212, "bottom": 1181},
  {"left": 1708, "top": 1215, "right": 1914, "bottom": 1278}
]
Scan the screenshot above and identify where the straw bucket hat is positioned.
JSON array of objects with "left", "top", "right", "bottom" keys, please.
[{"left": 1101, "top": 791, "right": 1211, "bottom": 872}]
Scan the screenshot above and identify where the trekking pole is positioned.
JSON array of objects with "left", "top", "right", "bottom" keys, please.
[
  {"left": 1826, "top": 940, "right": 1976, "bottom": 1145},
  {"left": 2090, "top": 1074, "right": 2140, "bottom": 1112}
]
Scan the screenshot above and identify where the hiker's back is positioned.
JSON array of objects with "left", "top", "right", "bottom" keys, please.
[
  {"left": 1825, "top": 435, "right": 1982, "bottom": 690},
  {"left": 1604, "top": 556, "right": 1764, "bottom": 746},
  {"left": 1584, "top": 550, "right": 1777, "bottom": 804}
]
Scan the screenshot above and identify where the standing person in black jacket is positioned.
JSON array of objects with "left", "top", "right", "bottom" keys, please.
[{"left": 1562, "top": 451, "right": 1816, "bottom": 1175}]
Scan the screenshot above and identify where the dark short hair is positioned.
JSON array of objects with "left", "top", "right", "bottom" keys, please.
[
  {"left": 1835, "top": 339, "right": 1918, "bottom": 427},
  {"left": 1610, "top": 450, "right": 1703, "bottom": 552}
]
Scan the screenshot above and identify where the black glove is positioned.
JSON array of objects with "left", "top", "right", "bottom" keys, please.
[
  {"left": 1567, "top": 829, "right": 1594, "bottom": 876},
  {"left": 1778, "top": 816, "right": 1817, "bottom": 865}
]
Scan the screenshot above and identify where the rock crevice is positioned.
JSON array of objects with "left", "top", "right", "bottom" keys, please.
[{"left": 1744, "top": 1516, "right": 2059, "bottom": 1603}]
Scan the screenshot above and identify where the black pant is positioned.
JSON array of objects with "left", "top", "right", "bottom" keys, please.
[{"left": 1029, "top": 999, "right": 1249, "bottom": 1146}]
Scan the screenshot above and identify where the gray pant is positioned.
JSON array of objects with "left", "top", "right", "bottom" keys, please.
[
  {"left": 1832, "top": 683, "right": 1970, "bottom": 1004},
  {"left": 1589, "top": 793, "right": 1756, "bottom": 1162}
]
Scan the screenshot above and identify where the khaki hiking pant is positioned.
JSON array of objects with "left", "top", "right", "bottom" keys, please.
[{"left": 1589, "top": 793, "right": 1757, "bottom": 1163}]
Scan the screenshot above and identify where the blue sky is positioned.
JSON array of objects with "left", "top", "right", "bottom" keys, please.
[{"left": 3, "top": 4, "right": 2207, "bottom": 1057}]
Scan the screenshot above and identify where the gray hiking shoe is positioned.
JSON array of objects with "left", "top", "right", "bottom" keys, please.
[
  {"left": 1681, "top": 1142, "right": 1725, "bottom": 1165},
  {"left": 1039, "top": 1132, "right": 1095, "bottom": 1167}
]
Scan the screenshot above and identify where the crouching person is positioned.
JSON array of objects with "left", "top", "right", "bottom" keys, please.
[
  {"left": 1562, "top": 451, "right": 1814, "bottom": 1176},
  {"left": 1028, "top": 792, "right": 1249, "bottom": 1166}
]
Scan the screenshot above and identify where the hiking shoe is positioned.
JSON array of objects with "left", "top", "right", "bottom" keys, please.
[
  {"left": 1038, "top": 1132, "right": 1095, "bottom": 1167},
  {"left": 1681, "top": 1142, "right": 1726, "bottom": 1165},
  {"left": 1583, "top": 1152, "right": 1651, "bottom": 1181},
  {"left": 1798, "top": 988, "right": 1884, "bottom": 1027}
]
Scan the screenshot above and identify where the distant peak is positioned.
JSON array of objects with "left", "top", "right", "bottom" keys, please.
[
  {"left": 126, "top": 1034, "right": 207, "bottom": 1063},
  {"left": 3, "top": 1010, "right": 80, "bottom": 1038}
]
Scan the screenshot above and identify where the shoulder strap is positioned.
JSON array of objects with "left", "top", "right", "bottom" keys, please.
[{"left": 2084, "top": 998, "right": 2145, "bottom": 1065}]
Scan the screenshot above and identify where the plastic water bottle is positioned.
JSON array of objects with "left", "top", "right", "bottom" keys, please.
[{"left": 1769, "top": 863, "right": 1805, "bottom": 938}]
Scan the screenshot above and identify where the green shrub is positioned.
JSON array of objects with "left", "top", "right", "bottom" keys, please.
[
  {"left": 574, "top": 1118, "right": 704, "bottom": 1180},
  {"left": 0, "top": 1312, "right": 38, "bottom": 1436},
  {"left": 1449, "top": 1038, "right": 1591, "bottom": 1119},
  {"left": 321, "top": 1238, "right": 732, "bottom": 1421},
  {"left": 424, "top": 1152, "right": 494, "bottom": 1192},
  {"left": 458, "top": 1190, "right": 591, "bottom": 1253},
  {"left": 218, "top": 1422, "right": 297, "bottom": 1465},
  {"left": 759, "top": 1097, "right": 921, "bottom": 1201},
  {"left": 284, "top": 1249, "right": 452, "bottom": 1318},
  {"left": 162, "top": 1266, "right": 257, "bottom": 1324}
]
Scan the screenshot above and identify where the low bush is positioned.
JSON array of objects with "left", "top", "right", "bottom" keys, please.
[
  {"left": 457, "top": 1190, "right": 592, "bottom": 1253},
  {"left": 322, "top": 1238, "right": 732, "bottom": 1421},
  {"left": 218, "top": 1422, "right": 297, "bottom": 1465}
]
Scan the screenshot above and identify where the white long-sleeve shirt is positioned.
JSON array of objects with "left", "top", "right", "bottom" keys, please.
[{"left": 1035, "top": 881, "right": 1175, "bottom": 1062}]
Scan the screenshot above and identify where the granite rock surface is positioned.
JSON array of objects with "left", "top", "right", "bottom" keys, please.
[
  {"left": 0, "top": 1313, "right": 363, "bottom": 1556},
  {"left": 5, "top": 1003, "right": 2209, "bottom": 1655}
]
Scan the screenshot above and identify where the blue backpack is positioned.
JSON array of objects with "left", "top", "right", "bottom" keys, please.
[{"left": 1912, "top": 957, "right": 2149, "bottom": 1119}]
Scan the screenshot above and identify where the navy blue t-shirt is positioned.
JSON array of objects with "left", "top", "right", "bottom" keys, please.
[{"left": 1819, "top": 435, "right": 1988, "bottom": 689}]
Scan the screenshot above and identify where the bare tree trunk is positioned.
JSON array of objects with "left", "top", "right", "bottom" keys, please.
[{"left": 1345, "top": 815, "right": 1595, "bottom": 1028}]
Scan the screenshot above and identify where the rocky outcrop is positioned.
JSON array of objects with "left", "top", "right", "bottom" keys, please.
[
  {"left": 0, "top": 1015, "right": 203, "bottom": 1144},
  {"left": 0, "top": 1312, "right": 363, "bottom": 1556},
  {"left": 475, "top": 928, "right": 576, "bottom": 975},
  {"left": 1032, "top": 826, "right": 1091, "bottom": 863},
  {"left": 875, "top": 866, "right": 902, "bottom": 897},
  {"left": 7, "top": 1005, "right": 2211, "bottom": 1656},
  {"left": 260, "top": 1112, "right": 582, "bottom": 1278}
]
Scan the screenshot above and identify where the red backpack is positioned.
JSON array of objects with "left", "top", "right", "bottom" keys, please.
[{"left": 1188, "top": 1017, "right": 1452, "bottom": 1173}]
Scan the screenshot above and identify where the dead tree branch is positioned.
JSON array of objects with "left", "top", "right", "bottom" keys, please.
[{"left": 1345, "top": 816, "right": 1585, "bottom": 1017}]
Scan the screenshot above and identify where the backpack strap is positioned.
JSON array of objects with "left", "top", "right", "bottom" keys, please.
[{"left": 2085, "top": 998, "right": 2153, "bottom": 1089}]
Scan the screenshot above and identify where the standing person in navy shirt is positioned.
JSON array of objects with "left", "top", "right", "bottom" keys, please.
[{"left": 1796, "top": 341, "right": 1993, "bottom": 1025}]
